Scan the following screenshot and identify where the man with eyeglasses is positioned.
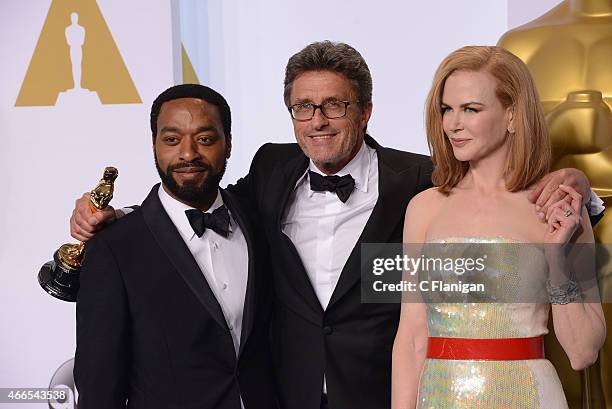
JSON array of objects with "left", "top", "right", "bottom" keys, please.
[
  {"left": 232, "top": 41, "right": 433, "bottom": 409},
  {"left": 68, "top": 41, "right": 597, "bottom": 409}
]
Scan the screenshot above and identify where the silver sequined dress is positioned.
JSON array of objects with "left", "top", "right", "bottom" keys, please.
[{"left": 416, "top": 237, "right": 568, "bottom": 409}]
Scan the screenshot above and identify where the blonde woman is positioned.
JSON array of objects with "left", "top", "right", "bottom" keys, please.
[{"left": 391, "top": 46, "right": 606, "bottom": 408}]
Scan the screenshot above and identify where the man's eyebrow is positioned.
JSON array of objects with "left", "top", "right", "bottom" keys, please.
[
  {"left": 292, "top": 96, "right": 345, "bottom": 105},
  {"left": 159, "top": 126, "right": 218, "bottom": 134},
  {"left": 292, "top": 98, "right": 313, "bottom": 105},
  {"left": 159, "top": 126, "right": 180, "bottom": 134},
  {"left": 322, "top": 96, "right": 346, "bottom": 103},
  {"left": 194, "top": 126, "right": 217, "bottom": 134}
]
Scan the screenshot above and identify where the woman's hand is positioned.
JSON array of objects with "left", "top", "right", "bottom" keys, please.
[{"left": 543, "top": 184, "right": 583, "bottom": 245}]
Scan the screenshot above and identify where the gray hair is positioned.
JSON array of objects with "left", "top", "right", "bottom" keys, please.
[{"left": 283, "top": 41, "right": 373, "bottom": 109}]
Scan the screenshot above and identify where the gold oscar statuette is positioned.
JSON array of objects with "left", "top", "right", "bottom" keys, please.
[
  {"left": 38, "top": 167, "right": 118, "bottom": 302},
  {"left": 499, "top": 1, "right": 612, "bottom": 407}
]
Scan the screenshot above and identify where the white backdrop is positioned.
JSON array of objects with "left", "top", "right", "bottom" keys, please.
[{"left": 0, "top": 0, "right": 560, "bottom": 406}]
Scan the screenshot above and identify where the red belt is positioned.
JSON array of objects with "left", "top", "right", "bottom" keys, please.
[{"left": 427, "top": 336, "right": 544, "bottom": 360}]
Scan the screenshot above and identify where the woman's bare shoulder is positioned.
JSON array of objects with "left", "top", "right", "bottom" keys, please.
[
  {"left": 405, "top": 187, "right": 449, "bottom": 222},
  {"left": 404, "top": 187, "right": 448, "bottom": 241},
  {"left": 408, "top": 187, "right": 448, "bottom": 210}
]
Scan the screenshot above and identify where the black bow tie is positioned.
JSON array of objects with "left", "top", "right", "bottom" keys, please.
[
  {"left": 308, "top": 170, "right": 355, "bottom": 203},
  {"left": 185, "top": 206, "right": 230, "bottom": 238}
]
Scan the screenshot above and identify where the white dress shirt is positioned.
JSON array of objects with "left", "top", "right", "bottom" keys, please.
[
  {"left": 587, "top": 189, "right": 605, "bottom": 215},
  {"left": 282, "top": 141, "right": 379, "bottom": 310},
  {"left": 158, "top": 185, "right": 249, "bottom": 355}
]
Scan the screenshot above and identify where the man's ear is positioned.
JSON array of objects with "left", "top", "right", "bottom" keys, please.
[
  {"left": 226, "top": 136, "right": 232, "bottom": 159},
  {"left": 360, "top": 101, "right": 373, "bottom": 133},
  {"left": 361, "top": 101, "right": 373, "bottom": 124}
]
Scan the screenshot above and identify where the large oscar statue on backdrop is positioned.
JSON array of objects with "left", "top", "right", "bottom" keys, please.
[
  {"left": 499, "top": 1, "right": 611, "bottom": 407},
  {"left": 38, "top": 167, "right": 118, "bottom": 302}
]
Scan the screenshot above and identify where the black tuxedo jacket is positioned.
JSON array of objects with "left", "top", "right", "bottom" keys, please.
[
  {"left": 230, "top": 135, "right": 433, "bottom": 409},
  {"left": 74, "top": 185, "right": 277, "bottom": 409}
]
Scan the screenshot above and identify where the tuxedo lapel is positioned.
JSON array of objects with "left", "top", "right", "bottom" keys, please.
[
  {"left": 220, "top": 189, "right": 256, "bottom": 357},
  {"left": 276, "top": 153, "right": 309, "bottom": 228},
  {"left": 272, "top": 153, "right": 324, "bottom": 314},
  {"left": 141, "top": 185, "right": 228, "bottom": 331},
  {"left": 327, "top": 137, "right": 419, "bottom": 309}
]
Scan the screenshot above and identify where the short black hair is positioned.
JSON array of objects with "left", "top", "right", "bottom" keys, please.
[{"left": 150, "top": 84, "right": 231, "bottom": 143}]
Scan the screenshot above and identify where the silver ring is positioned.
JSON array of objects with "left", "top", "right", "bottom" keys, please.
[{"left": 564, "top": 209, "right": 574, "bottom": 217}]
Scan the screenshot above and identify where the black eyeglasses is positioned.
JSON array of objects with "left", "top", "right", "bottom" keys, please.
[{"left": 288, "top": 100, "right": 355, "bottom": 121}]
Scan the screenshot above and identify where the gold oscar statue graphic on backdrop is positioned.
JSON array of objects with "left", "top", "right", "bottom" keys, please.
[
  {"left": 15, "top": 0, "right": 140, "bottom": 106},
  {"left": 66, "top": 12, "right": 85, "bottom": 91},
  {"left": 55, "top": 12, "right": 99, "bottom": 104},
  {"left": 499, "top": 0, "right": 611, "bottom": 407},
  {"left": 38, "top": 167, "right": 118, "bottom": 302}
]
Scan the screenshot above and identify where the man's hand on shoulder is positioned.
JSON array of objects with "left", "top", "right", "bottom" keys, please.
[
  {"left": 70, "top": 193, "right": 116, "bottom": 241},
  {"left": 528, "top": 168, "right": 591, "bottom": 221}
]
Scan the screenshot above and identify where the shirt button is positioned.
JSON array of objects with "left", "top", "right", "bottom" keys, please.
[
  {"left": 229, "top": 324, "right": 234, "bottom": 331},
  {"left": 213, "top": 242, "right": 219, "bottom": 251},
  {"left": 222, "top": 283, "right": 228, "bottom": 290}
]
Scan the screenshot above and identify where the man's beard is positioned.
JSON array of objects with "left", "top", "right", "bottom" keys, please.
[{"left": 154, "top": 155, "right": 226, "bottom": 204}]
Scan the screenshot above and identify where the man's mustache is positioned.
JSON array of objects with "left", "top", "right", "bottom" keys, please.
[{"left": 167, "top": 161, "right": 211, "bottom": 172}]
